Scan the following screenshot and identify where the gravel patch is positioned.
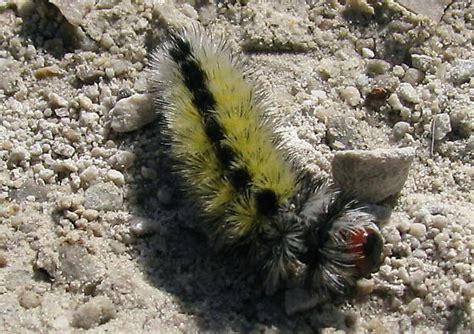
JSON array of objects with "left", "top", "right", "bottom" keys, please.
[{"left": 0, "top": 0, "right": 472, "bottom": 332}]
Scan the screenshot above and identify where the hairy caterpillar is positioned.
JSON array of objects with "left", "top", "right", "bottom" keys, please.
[{"left": 148, "top": 27, "right": 383, "bottom": 297}]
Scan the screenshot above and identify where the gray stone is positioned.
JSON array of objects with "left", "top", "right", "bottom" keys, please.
[
  {"left": 57, "top": 244, "right": 102, "bottom": 294},
  {"left": 411, "top": 54, "right": 435, "bottom": 73},
  {"left": 433, "top": 113, "right": 452, "bottom": 141},
  {"left": 109, "top": 94, "right": 157, "bottom": 132},
  {"left": 109, "top": 150, "right": 136, "bottom": 170},
  {"left": 366, "top": 59, "right": 392, "bottom": 76},
  {"left": 340, "top": 86, "right": 362, "bottom": 106},
  {"left": 393, "top": 121, "right": 411, "bottom": 139},
  {"left": 447, "top": 59, "right": 474, "bottom": 85},
  {"left": 332, "top": 147, "right": 415, "bottom": 202},
  {"left": 84, "top": 182, "right": 123, "bottom": 211},
  {"left": 49, "top": 0, "right": 95, "bottom": 26},
  {"left": 395, "top": 0, "right": 453, "bottom": 23},
  {"left": 398, "top": 83, "right": 421, "bottom": 104},
  {"left": 403, "top": 68, "right": 425, "bottom": 85},
  {"left": 18, "top": 290, "right": 42, "bottom": 309},
  {"left": 0, "top": 59, "right": 21, "bottom": 95}
]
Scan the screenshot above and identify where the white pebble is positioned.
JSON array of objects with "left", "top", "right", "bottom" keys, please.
[
  {"left": 107, "top": 169, "right": 125, "bottom": 186},
  {"left": 393, "top": 121, "right": 411, "bottom": 139},
  {"left": 82, "top": 209, "right": 99, "bottom": 221},
  {"left": 392, "top": 65, "right": 405, "bottom": 78},
  {"left": 434, "top": 232, "right": 449, "bottom": 245},
  {"left": 109, "top": 94, "right": 157, "bottom": 132},
  {"left": 356, "top": 278, "right": 375, "bottom": 294},
  {"left": 310, "top": 90, "right": 327, "bottom": 104},
  {"left": 361, "top": 47, "right": 374, "bottom": 58},
  {"left": 9, "top": 147, "right": 30, "bottom": 164},
  {"left": 109, "top": 150, "right": 135, "bottom": 170},
  {"left": 398, "top": 267, "right": 410, "bottom": 284},
  {"left": 432, "top": 113, "right": 452, "bottom": 141},
  {"left": 80, "top": 112, "right": 100, "bottom": 126},
  {"left": 462, "top": 282, "right": 474, "bottom": 298},
  {"left": 398, "top": 83, "right": 421, "bottom": 104},
  {"left": 47, "top": 92, "right": 68, "bottom": 108},
  {"left": 38, "top": 168, "right": 55, "bottom": 181},
  {"left": 78, "top": 94, "right": 93, "bottom": 111},
  {"left": 52, "top": 143, "right": 75, "bottom": 158},
  {"left": 80, "top": 166, "right": 99, "bottom": 183},
  {"left": 432, "top": 215, "right": 447, "bottom": 229},
  {"left": 340, "top": 86, "right": 361, "bottom": 106},
  {"left": 406, "top": 297, "right": 422, "bottom": 314},
  {"left": 409, "top": 223, "right": 427, "bottom": 239}
]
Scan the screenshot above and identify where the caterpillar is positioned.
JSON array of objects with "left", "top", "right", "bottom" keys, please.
[{"left": 148, "top": 27, "right": 384, "bottom": 297}]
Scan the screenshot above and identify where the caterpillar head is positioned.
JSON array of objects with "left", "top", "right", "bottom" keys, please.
[{"left": 299, "top": 182, "right": 384, "bottom": 296}]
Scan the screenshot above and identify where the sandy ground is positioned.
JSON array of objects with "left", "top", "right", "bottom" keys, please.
[{"left": 0, "top": 0, "right": 473, "bottom": 333}]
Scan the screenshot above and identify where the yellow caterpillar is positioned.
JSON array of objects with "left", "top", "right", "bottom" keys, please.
[{"left": 149, "top": 27, "right": 383, "bottom": 296}]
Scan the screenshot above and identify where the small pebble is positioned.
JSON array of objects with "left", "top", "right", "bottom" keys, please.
[
  {"left": 8, "top": 148, "right": 30, "bottom": 164},
  {"left": 398, "top": 267, "right": 410, "bottom": 284},
  {"left": 434, "top": 232, "right": 449, "bottom": 245},
  {"left": 403, "top": 68, "right": 425, "bottom": 85},
  {"left": 109, "top": 94, "right": 157, "bottom": 132},
  {"left": 109, "top": 240, "right": 127, "bottom": 255},
  {"left": 109, "top": 150, "right": 136, "bottom": 170},
  {"left": 64, "top": 210, "right": 79, "bottom": 222},
  {"left": 366, "top": 59, "right": 391, "bottom": 75},
  {"left": 432, "top": 215, "right": 448, "bottom": 229},
  {"left": 406, "top": 297, "right": 422, "bottom": 314},
  {"left": 80, "top": 166, "right": 99, "bottom": 183},
  {"left": 129, "top": 216, "right": 160, "bottom": 237},
  {"left": 361, "top": 47, "right": 374, "bottom": 58},
  {"left": 393, "top": 121, "right": 411, "bottom": 139},
  {"left": 52, "top": 143, "right": 75, "bottom": 158},
  {"left": 84, "top": 182, "right": 123, "bottom": 211},
  {"left": 409, "top": 223, "right": 427, "bottom": 239},
  {"left": 47, "top": 93, "right": 68, "bottom": 109},
  {"left": 398, "top": 83, "right": 421, "bottom": 104},
  {"left": 34, "top": 65, "right": 61, "bottom": 79},
  {"left": 58, "top": 244, "right": 100, "bottom": 290},
  {"left": 392, "top": 65, "right": 405, "bottom": 78},
  {"left": 447, "top": 59, "right": 474, "bottom": 85},
  {"left": 106, "top": 170, "right": 125, "bottom": 186},
  {"left": 71, "top": 296, "right": 116, "bottom": 329},
  {"left": 462, "top": 282, "right": 474, "bottom": 298},
  {"left": 0, "top": 253, "right": 7, "bottom": 267},
  {"left": 80, "top": 112, "right": 100, "bottom": 126},
  {"left": 356, "top": 278, "right": 375, "bottom": 294},
  {"left": 82, "top": 209, "right": 99, "bottom": 221},
  {"left": 340, "top": 86, "right": 361, "bottom": 106},
  {"left": 58, "top": 197, "right": 73, "bottom": 210},
  {"left": 18, "top": 290, "right": 42, "bottom": 309},
  {"left": 411, "top": 54, "right": 434, "bottom": 73},
  {"left": 432, "top": 113, "right": 452, "bottom": 141}
]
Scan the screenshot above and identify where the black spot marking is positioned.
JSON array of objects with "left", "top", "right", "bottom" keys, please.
[
  {"left": 169, "top": 37, "right": 191, "bottom": 62},
  {"left": 215, "top": 145, "right": 235, "bottom": 167},
  {"left": 363, "top": 232, "right": 383, "bottom": 268},
  {"left": 193, "top": 88, "right": 215, "bottom": 112},
  {"left": 204, "top": 117, "right": 224, "bottom": 142},
  {"left": 181, "top": 60, "right": 207, "bottom": 93},
  {"left": 228, "top": 168, "right": 251, "bottom": 190},
  {"left": 255, "top": 189, "right": 279, "bottom": 216}
]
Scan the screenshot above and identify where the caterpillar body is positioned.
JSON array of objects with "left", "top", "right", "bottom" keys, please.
[{"left": 149, "top": 27, "right": 383, "bottom": 297}]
